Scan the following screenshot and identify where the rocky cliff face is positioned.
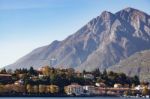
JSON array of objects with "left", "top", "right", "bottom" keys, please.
[{"left": 6, "top": 7, "right": 150, "bottom": 71}]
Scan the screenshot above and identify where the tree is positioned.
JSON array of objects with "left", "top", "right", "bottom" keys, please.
[
  {"left": 103, "top": 69, "right": 107, "bottom": 78},
  {"left": 29, "top": 67, "right": 37, "bottom": 76},
  {"left": 7, "top": 69, "right": 12, "bottom": 74},
  {"left": 101, "top": 69, "right": 108, "bottom": 84},
  {"left": 83, "top": 70, "right": 86, "bottom": 75},
  {"left": 117, "top": 73, "right": 127, "bottom": 85},
  {"left": 92, "top": 69, "right": 101, "bottom": 77},
  {"left": 132, "top": 75, "right": 140, "bottom": 85},
  {"left": 142, "top": 86, "right": 149, "bottom": 96},
  {"left": 14, "top": 68, "right": 28, "bottom": 74},
  {"left": 42, "top": 66, "right": 51, "bottom": 76},
  {"left": 0, "top": 68, "right": 7, "bottom": 74}
]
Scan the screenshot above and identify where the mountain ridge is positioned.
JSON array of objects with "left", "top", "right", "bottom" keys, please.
[{"left": 6, "top": 7, "right": 150, "bottom": 72}]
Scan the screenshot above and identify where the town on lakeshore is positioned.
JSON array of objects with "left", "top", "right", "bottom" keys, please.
[{"left": 0, "top": 66, "right": 149, "bottom": 97}]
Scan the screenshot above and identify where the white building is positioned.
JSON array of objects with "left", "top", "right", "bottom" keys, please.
[
  {"left": 95, "top": 82, "right": 106, "bottom": 88},
  {"left": 38, "top": 74, "right": 46, "bottom": 79},
  {"left": 64, "top": 83, "right": 84, "bottom": 96},
  {"left": 14, "top": 79, "right": 24, "bottom": 85},
  {"left": 83, "top": 85, "right": 96, "bottom": 95},
  {"left": 135, "top": 85, "right": 144, "bottom": 90},
  {"left": 84, "top": 74, "right": 94, "bottom": 79},
  {"left": 114, "top": 84, "right": 122, "bottom": 88}
]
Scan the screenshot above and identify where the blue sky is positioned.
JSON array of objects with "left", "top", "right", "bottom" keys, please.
[{"left": 0, "top": 0, "right": 150, "bottom": 68}]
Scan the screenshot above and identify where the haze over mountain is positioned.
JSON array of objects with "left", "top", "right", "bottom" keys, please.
[{"left": 6, "top": 7, "right": 150, "bottom": 72}]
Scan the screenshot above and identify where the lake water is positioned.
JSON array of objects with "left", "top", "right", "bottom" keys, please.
[{"left": 0, "top": 97, "right": 146, "bottom": 99}]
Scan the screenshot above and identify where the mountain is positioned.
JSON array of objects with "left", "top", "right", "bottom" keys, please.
[
  {"left": 6, "top": 7, "right": 150, "bottom": 71},
  {"left": 108, "top": 50, "right": 150, "bottom": 82}
]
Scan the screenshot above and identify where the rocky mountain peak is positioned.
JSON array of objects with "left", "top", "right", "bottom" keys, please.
[
  {"left": 6, "top": 8, "right": 150, "bottom": 72},
  {"left": 123, "top": 7, "right": 137, "bottom": 12},
  {"left": 100, "top": 11, "right": 115, "bottom": 22},
  {"left": 101, "top": 11, "right": 113, "bottom": 17},
  {"left": 116, "top": 7, "right": 148, "bottom": 23}
]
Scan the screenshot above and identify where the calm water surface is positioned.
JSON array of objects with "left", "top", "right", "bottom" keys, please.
[{"left": 0, "top": 97, "right": 146, "bottom": 99}]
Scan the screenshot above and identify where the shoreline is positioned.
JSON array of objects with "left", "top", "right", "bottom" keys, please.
[{"left": 0, "top": 94, "right": 119, "bottom": 97}]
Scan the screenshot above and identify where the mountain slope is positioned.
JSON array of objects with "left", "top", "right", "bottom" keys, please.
[
  {"left": 77, "top": 7, "right": 150, "bottom": 71},
  {"left": 6, "top": 7, "right": 150, "bottom": 71},
  {"left": 108, "top": 50, "right": 150, "bottom": 82}
]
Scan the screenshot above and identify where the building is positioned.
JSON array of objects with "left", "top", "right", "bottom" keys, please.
[
  {"left": 135, "top": 85, "right": 144, "bottom": 90},
  {"left": 14, "top": 79, "right": 24, "bottom": 85},
  {"left": 30, "top": 76, "right": 39, "bottom": 81},
  {"left": 83, "top": 74, "right": 94, "bottom": 79},
  {"left": 64, "top": 83, "right": 84, "bottom": 96},
  {"left": 83, "top": 85, "right": 96, "bottom": 95},
  {"left": 12, "top": 84, "right": 26, "bottom": 93},
  {"left": 95, "top": 87, "right": 106, "bottom": 95},
  {"left": 2, "top": 84, "right": 26, "bottom": 93},
  {"left": 38, "top": 74, "right": 46, "bottom": 79},
  {"left": 95, "top": 82, "right": 106, "bottom": 88},
  {"left": 114, "top": 84, "right": 122, "bottom": 88},
  {"left": 49, "top": 85, "right": 59, "bottom": 93},
  {"left": 0, "top": 74, "right": 12, "bottom": 82}
]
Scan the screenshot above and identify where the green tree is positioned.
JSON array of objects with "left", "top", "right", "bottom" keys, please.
[
  {"left": 0, "top": 68, "right": 7, "bottom": 74},
  {"left": 29, "top": 66, "right": 37, "bottom": 76},
  {"left": 92, "top": 69, "right": 101, "bottom": 77},
  {"left": 132, "top": 75, "right": 140, "bottom": 85}
]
